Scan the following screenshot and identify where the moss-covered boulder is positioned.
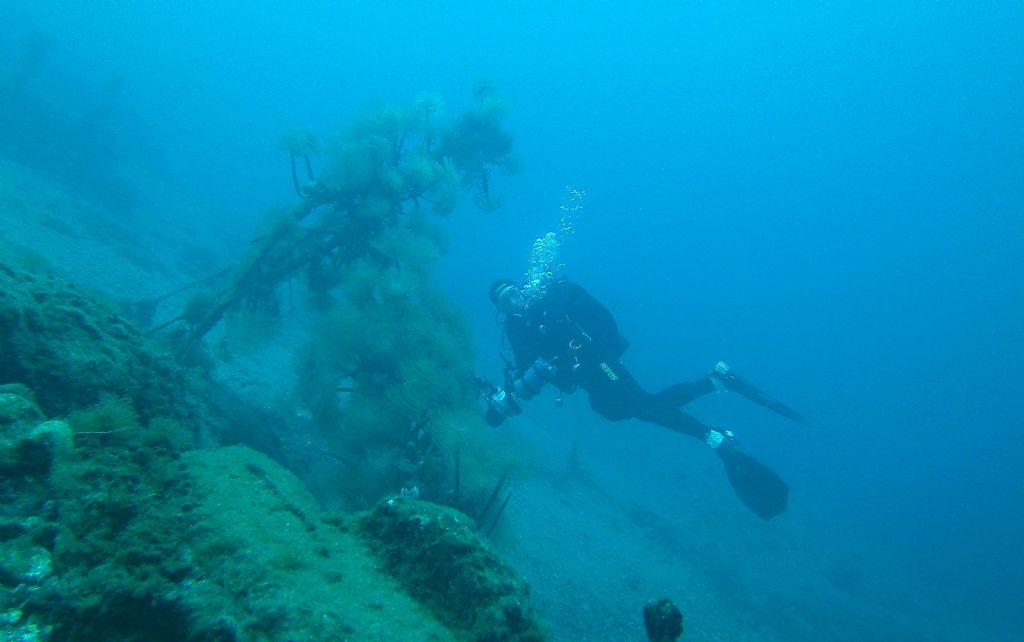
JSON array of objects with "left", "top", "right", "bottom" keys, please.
[
  {"left": 0, "top": 380, "right": 545, "bottom": 641},
  {"left": 0, "top": 387, "right": 71, "bottom": 520},
  {"left": 359, "top": 498, "right": 546, "bottom": 642},
  {"left": 0, "top": 384, "right": 44, "bottom": 425},
  {"left": 0, "top": 261, "right": 186, "bottom": 420},
  {"left": 0, "top": 257, "right": 546, "bottom": 641}
]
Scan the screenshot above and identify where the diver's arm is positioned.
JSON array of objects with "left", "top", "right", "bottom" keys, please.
[{"left": 505, "top": 319, "right": 540, "bottom": 376}]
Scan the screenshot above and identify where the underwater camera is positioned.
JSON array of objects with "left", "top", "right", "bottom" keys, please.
[{"left": 478, "top": 359, "right": 557, "bottom": 427}]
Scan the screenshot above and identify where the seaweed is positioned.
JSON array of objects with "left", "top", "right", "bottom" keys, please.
[
  {"left": 143, "top": 88, "right": 520, "bottom": 510},
  {"left": 163, "top": 87, "right": 518, "bottom": 359}
]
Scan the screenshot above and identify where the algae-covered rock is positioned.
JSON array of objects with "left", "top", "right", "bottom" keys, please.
[
  {"left": 32, "top": 441, "right": 458, "bottom": 642},
  {"left": 0, "top": 389, "right": 43, "bottom": 425},
  {"left": 0, "top": 387, "right": 67, "bottom": 481},
  {"left": 0, "top": 261, "right": 186, "bottom": 420},
  {"left": 178, "top": 445, "right": 458, "bottom": 642},
  {"left": 359, "top": 497, "right": 546, "bottom": 642},
  {"left": 0, "top": 256, "right": 547, "bottom": 638},
  {"left": 1, "top": 393, "right": 544, "bottom": 642}
]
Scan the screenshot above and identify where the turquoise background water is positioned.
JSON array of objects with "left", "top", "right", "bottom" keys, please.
[{"left": 4, "top": 2, "right": 1022, "bottom": 640}]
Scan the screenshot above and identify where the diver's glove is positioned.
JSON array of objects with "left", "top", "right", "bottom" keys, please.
[{"left": 704, "top": 427, "right": 737, "bottom": 450}]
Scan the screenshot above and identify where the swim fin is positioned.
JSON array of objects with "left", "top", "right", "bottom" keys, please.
[
  {"left": 716, "top": 444, "right": 789, "bottom": 520},
  {"left": 712, "top": 362, "right": 810, "bottom": 425}
]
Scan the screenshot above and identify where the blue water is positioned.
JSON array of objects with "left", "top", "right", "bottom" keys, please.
[{"left": 5, "top": 2, "right": 1022, "bottom": 640}]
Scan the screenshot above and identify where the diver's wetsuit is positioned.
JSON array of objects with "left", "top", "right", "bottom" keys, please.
[{"left": 502, "top": 280, "right": 714, "bottom": 442}]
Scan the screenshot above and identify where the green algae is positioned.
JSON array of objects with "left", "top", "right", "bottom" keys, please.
[
  {"left": 0, "top": 261, "right": 187, "bottom": 422},
  {"left": 181, "top": 446, "right": 458, "bottom": 641},
  {"left": 0, "top": 382, "right": 546, "bottom": 641},
  {"left": 359, "top": 498, "right": 546, "bottom": 642}
]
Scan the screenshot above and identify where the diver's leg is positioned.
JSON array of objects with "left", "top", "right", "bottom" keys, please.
[
  {"left": 633, "top": 396, "right": 710, "bottom": 441},
  {"left": 653, "top": 377, "right": 717, "bottom": 407},
  {"left": 601, "top": 364, "right": 789, "bottom": 519},
  {"left": 583, "top": 361, "right": 719, "bottom": 442},
  {"left": 590, "top": 390, "right": 709, "bottom": 442}
]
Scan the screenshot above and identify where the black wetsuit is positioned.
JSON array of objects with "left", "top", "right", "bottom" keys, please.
[{"left": 502, "top": 280, "right": 714, "bottom": 442}]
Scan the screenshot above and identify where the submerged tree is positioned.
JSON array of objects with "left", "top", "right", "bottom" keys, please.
[
  {"left": 176, "top": 89, "right": 515, "bottom": 355},
  {"left": 163, "top": 88, "right": 520, "bottom": 509}
]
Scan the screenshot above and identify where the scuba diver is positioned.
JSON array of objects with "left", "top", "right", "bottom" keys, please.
[{"left": 480, "top": 278, "right": 808, "bottom": 520}]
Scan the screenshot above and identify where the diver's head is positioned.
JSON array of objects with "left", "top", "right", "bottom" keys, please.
[{"left": 489, "top": 278, "right": 525, "bottom": 315}]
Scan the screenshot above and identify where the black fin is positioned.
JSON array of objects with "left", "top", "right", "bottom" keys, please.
[
  {"left": 717, "top": 445, "right": 789, "bottom": 520},
  {"left": 727, "top": 370, "right": 810, "bottom": 425}
]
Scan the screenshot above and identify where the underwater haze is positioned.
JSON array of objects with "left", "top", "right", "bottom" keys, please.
[{"left": 4, "top": 1, "right": 1022, "bottom": 640}]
